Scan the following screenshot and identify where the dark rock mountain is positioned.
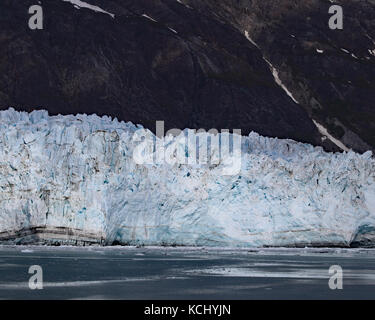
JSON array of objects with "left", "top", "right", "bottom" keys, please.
[
  {"left": 1, "top": 0, "right": 374, "bottom": 152},
  {"left": 191, "top": 0, "right": 375, "bottom": 152}
]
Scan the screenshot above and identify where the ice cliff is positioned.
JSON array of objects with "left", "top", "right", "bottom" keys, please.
[{"left": 0, "top": 108, "right": 374, "bottom": 247}]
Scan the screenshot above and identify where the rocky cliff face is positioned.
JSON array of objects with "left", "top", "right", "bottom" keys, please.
[
  {"left": 0, "top": 0, "right": 340, "bottom": 149},
  {"left": 2, "top": 1, "right": 374, "bottom": 151},
  {"left": 189, "top": 0, "right": 375, "bottom": 152}
]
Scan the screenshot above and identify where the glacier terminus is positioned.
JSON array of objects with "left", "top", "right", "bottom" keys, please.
[{"left": 0, "top": 108, "right": 374, "bottom": 247}]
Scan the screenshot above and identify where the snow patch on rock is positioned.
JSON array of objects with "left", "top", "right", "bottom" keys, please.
[{"left": 62, "top": 0, "right": 115, "bottom": 18}]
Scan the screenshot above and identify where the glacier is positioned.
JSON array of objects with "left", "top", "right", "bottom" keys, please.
[{"left": 0, "top": 108, "right": 374, "bottom": 247}]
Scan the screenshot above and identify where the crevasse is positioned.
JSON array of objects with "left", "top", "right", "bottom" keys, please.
[{"left": 0, "top": 108, "right": 374, "bottom": 247}]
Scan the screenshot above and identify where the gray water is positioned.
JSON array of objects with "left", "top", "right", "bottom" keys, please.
[{"left": 0, "top": 246, "right": 374, "bottom": 300}]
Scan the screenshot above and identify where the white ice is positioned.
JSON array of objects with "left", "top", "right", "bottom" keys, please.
[{"left": 0, "top": 108, "right": 374, "bottom": 247}]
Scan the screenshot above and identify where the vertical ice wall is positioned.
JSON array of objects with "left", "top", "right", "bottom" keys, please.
[{"left": 0, "top": 109, "right": 374, "bottom": 246}]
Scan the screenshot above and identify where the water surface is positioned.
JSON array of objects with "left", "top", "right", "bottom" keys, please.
[{"left": 0, "top": 246, "right": 374, "bottom": 299}]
